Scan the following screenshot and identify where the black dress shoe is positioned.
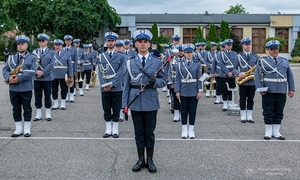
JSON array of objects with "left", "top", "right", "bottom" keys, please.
[
  {"left": 132, "top": 158, "right": 146, "bottom": 172},
  {"left": 24, "top": 133, "right": 31, "bottom": 137},
  {"left": 46, "top": 118, "right": 52, "bottom": 121},
  {"left": 70, "top": 100, "right": 74, "bottom": 103},
  {"left": 182, "top": 136, "right": 187, "bottom": 139},
  {"left": 11, "top": 133, "right": 23, "bottom": 137},
  {"left": 264, "top": 136, "right": 271, "bottom": 140},
  {"left": 241, "top": 120, "right": 247, "bottom": 123},
  {"left": 248, "top": 120, "right": 254, "bottom": 123},
  {"left": 112, "top": 134, "right": 119, "bottom": 138},
  {"left": 66, "top": 100, "right": 69, "bottom": 102},
  {"left": 214, "top": 102, "right": 221, "bottom": 104},
  {"left": 206, "top": 96, "right": 209, "bottom": 98},
  {"left": 80, "top": 94, "right": 84, "bottom": 96},
  {"left": 146, "top": 158, "right": 157, "bottom": 173},
  {"left": 103, "top": 133, "right": 111, "bottom": 138},
  {"left": 273, "top": 136, "right": 285, "bottom": 140},
  {"left": 61, "top": 107, "right": 66, "bottom": 110},
  {"left": 33, "top": 118, "right": 42, "bottom": 121},
  {"left": 51, "top": 107, "right": 59, "bottom": 110},
  {"left": 222, "top": 108, "right": 227, "bottom": 111},
  {"left": 119, "top": 118, "right": 123, "bottom": 122}
]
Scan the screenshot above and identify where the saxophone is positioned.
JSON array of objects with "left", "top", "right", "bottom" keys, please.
[{"left": 236, "top": 65, "right": 256, "bottom": 85}]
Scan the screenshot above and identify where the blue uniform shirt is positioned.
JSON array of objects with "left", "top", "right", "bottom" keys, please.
[
  {"left": 98, "top": 50, "right": 125, "bottom": 92},
  {"left": 254, "top": 55, "right": 295, "bottom": 94},
  {"left": 122, "top": 54, "right": 166, "bottom": 111},
  {"left": 53, "top": 50, "right": 73, "bottom": 79},
  {"left": 33, "top": 48, "right": 55, "bottom": 81},
  {"left": 2, "top": 52, "right": 37, "bottom": 92}
]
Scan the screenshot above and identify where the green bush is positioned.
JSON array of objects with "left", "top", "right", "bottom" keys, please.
[
  {"left": 291, "top": 38, "right": 300, "bottom": 58},
  {"left": 0, "top": 56, "right": 4, "bottom": 62},
  {"left": 291, "top": 56, "right": 300, "bottom": 63}
]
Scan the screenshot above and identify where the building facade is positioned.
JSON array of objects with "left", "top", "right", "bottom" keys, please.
[{"left": 95, "top": 14, "right": 300, "bottom": 60}]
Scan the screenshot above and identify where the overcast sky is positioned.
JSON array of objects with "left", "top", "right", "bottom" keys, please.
[{"left": 107, "top": 0, "right": 300, "bottom": 14}]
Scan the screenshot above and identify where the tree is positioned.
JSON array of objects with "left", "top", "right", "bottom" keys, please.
[
  {"left": 0, "top": 1, "right": 15, "bottom": 35},
  {"left": 230, "top": 32, "right": 242, "bottom": 53},
  {"left": 193, "top": 26, "right": 205, "bottom": 44},
  {"left": 4, "top": 0, "right": 121, "bottom": 41},
  {"left": 158, "top": 35, "right": 170, "bottom": 52},
  {"left": 150, "top": 21, "right": 160, "bottom": 50},
  {"left": 291, "top": 38, "right": 300, "bottom": 58},
  {"left": 220, "top": 21, "right": 230, "bottom": 41},
  {"left": 207, "top": 23, "right": 217, "bottom": 42},
  {"left": 224, "top": 3, "right": 249, "bottom": 14}
]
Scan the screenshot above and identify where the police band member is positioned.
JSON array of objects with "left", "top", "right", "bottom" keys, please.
[
  {"left": 98, "top": 32, "right": 125, "bottom": 138},
  {"left": 254, "top": 40, "right": 295, "bottom": 140},
  {"left": 194, "top": 42, "right": 207, "bottom": 72},
  {"left": 2, "top": 35, "right": 37, "bottom": 137},
  {"left": 175, "top": 43, "right": 202, "bottom": 139},
  {"left": 33, "top": 33, "right": 55, "bottom": 122},
  {"left": 213, "top": 42, "right": 225, "bottom": 104},
  {"left": 115, "top": 40, "right": 125, "bottom": 53},
  {"left": 73, "top": 39, "right": 84, "bottom": 96},
  {"left": 64, "top": 35, "right": 78, "bottom": 103},
  {"left": 205, "top": 42, "right": 218, "bottom": 98},
  {"left": 123, "top": 39, "right": 136, "bottom": 57},
  {"left": 217, "top": 39, "right": 239, "bottom": 111},
  {"left": 81, "top": 44, "right": 95, "bottom": 93},
  {"left": 236, "top": 38, "right": 258, "bottom": 123},
  {"left": 163, "top": 34, "right": 181, "bottom": 94},
  {"left": 122, "top": 29, "right": 166, "bottom": 173},
  {"left": 51, "top": 39, "right": 73, "bottom": 110},
  {"left": 168, "top": 44, "right": 184, "bottom": 122},
  {"left": 89, "top": 44, "right": 98, "bottom": 72}
]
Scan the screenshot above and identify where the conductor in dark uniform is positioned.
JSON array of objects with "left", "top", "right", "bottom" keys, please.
[
  {"left": 122, "top": 29, "right": 167, "bottom": 173},
  {"left": 2, "top": 35, "right": 37, "bottom": 137},
  {"left": 254, "top": 40, "right": 295, "bottom": 140}
]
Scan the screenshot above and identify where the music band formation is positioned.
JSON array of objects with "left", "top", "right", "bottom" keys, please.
[{"left": 2, "top": 29, "right": 295, "bottom": 173}]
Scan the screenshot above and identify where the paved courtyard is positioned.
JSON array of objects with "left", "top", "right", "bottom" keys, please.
[{"left": 0, "top": 63, "right": 300, "bottom": 180}]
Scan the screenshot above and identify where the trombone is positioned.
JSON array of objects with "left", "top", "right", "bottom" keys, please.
[{"left": 76, "top": 59, "right": 84, "bottom": 89}]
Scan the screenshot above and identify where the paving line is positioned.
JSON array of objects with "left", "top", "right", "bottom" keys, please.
[{"left": 0, "top": 136, "right": 300, "bottom": 142}]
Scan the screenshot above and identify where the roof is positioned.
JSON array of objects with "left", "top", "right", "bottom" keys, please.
[{"left": 119, "top": 14, "right": 287, "bottom": 25}]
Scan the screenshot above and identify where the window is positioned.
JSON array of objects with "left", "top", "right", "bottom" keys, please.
[
  {"left": 252, "top": 28, "right": 266, "bottom": 53},
  {"left": 231, "top": 28, "right": 243, "bottom": 42},
  {"left": 117, "top": 27, "right": 128, "bottom": 35},
  {"left": 298, "top": 31, "right": 300, "bottom": 38},
  {"left": 275, "top": 28, "right": 289, "bottom": 53},
  {"left": 160, "top": 28, "right": 174, "bottom": 42},
  {"left": 183, "top": 28, "right": 196, "bottom": 44}
]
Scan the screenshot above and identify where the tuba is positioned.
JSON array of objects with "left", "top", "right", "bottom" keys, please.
[
  {"left": 89, "top": 70, "right": 97, "bottom": 87},
  {"left": 236, "top": 65, "right": 256, "bottom": 85}
]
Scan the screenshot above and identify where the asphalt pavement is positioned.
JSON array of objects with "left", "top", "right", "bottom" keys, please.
[{"left": 1, "top": 63, "right": 300, "bottom": 180}]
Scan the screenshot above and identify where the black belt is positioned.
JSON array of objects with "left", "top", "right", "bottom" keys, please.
[{"left": 130, "top": 84, "right": 146, "bottom": 89}]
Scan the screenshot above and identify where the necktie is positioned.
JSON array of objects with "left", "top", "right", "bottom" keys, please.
[
  {"left": 57, "top": 52, "right": 59, "bottom": 57},
  {"left": 41, "top": 49, "right": 44, "bottom": 55},
  {"left": 273, "top": 57, "right": 277, "bottom": 64},
  {"left": 109, "top": 52, "right": 112, "bottom": 59},
  {"left": 142, "top": 56, "right": 146, "bottom": 68},
  {"left": 187, "top": 61, "right": 190, "bottom": 66},
  {"left": 67, "top": 48, "right": 69, "bottom": 51},
  {"left": 247, "top": 53, "right": 250, "bottom": 60}
]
